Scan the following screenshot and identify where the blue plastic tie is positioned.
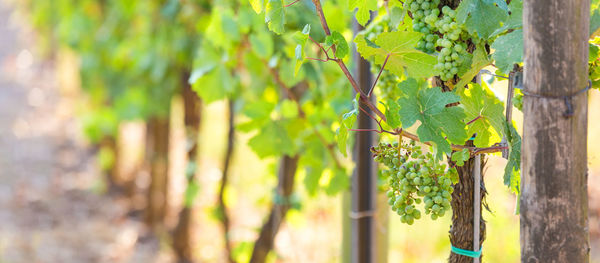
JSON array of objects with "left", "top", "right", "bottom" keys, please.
[{"left": 451, "top": 245, "right": 482, "bottom": 258}]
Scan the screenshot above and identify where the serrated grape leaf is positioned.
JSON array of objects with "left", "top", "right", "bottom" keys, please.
[
  {"left": 248, "top": 121, "right": 295, "bottom": 158},
  {"left": 265, "top": 0, "right": 285, "bottom": 34},
  {"left": 491, "top": 0, "right": 522, "bottom": 37},
  {"left": 451, "top": 148, "right": 470, "bottom": 166},
  {"left": 348, "top": 0, "right": 377, "bottom": 26},
  {"left": 455, "top": 44, "right": 491, "bottom": 91},
  {"left": 460, "top": 83, "right": 505, "bottom": 147},
  {"left": 491, "top": 29, "right": 523, "bottom": 74},
  {"left": 325, "top": 31, "right": 349, "bottom": 59},
  {"left": 503, "top": 121, "right": 521, "bottom": 195},
  {"left": 249, "top": 0, "right": 264, "bottom": 13},
  {"left": 396, "top": 79, "right": 468, "bottom": 155},
  {"left": 384, "top": 99, "right": 402, "bottom": 128},
  {"left": 355, "top": 32, "right": 437, "bottom": 78},
  {"left": 456, "top": 0, "right": 508, "bottom": 39}
]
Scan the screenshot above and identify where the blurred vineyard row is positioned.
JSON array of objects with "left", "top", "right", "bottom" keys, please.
[{"left": 6, "top": 0, "right": 600, "bottom": 262}]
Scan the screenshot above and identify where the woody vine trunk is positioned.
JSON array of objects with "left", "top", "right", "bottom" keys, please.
[
  {"left": 173, "top": 74, "right": 202, "bottom": 263},
  {"left": 217, "top": 100, "right": 236, "bottom": 263},
  {"left": 249, "top": 155, "right": 299, "bottom": 263},
  {"left": 448, "top": 149, "right": 486, "bottom": 263},
  {"left": 145, "top": 116, "right": 170, "bottom": 230}
]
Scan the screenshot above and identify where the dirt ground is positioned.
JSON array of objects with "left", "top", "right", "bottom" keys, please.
[{"left": 0, "top": 2, "right": 175, "bottom": 262}]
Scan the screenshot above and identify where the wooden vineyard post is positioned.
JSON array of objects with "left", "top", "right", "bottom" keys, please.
[
  {"left": 351, "top": 18, "right": 377, "bottom": 263},
  {"left": 521, "top": 0, "right": 591, "bottom": 261}
]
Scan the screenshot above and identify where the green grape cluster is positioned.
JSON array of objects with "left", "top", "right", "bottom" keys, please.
[
  {"left": 432, "top": 6, "right": 470, "bottom": 81},
  {"left": 406, "top": 0, "right": 441, "bottom": 53},
  {"left": 372, "top": 141, "right": 457, "bottom": 224}
]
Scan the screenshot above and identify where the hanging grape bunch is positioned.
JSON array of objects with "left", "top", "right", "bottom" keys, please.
[
  {"left": 406, "top": 0, "right": 441, "bottom": 54},
  {"left": 406, "top": 0, "right": 475, "bottom": 81},
  {"left": 372, "top": 141, "right": 458, "bottom": 224}
]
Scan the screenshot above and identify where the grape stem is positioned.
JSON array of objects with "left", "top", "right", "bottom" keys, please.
[
  {"left": 466, "top": 115, "right": 482, "bottom": 125},
  {"left": 284, "top": 0, "right": 301, "bottom": 7},
  {"left": 309, "top": 0, "right": 504, "bottom": 156},
  {"left": 368, "top": 53, "right": 392, "bottom": 98}
]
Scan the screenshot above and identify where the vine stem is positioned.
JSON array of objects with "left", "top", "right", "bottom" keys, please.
[
  {"left": 368, "top": 53, "right": 391, "bottom": 98},
  {"left": 466, "top": 115, "right": 482, "bottom": 125},
  {"left": 284, "top": 0, "right": 301, "bottom": 7},
  {"left": 309, "top": 0, "right": 503, "bottom": 156}
]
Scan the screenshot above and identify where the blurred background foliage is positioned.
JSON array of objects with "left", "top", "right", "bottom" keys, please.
[{"left": 1, "top": 0, "right": 600, "bottom": 262}]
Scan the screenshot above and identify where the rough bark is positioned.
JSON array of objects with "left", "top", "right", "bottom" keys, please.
[
  {"left": 249, "top": 155, "right": 300, "bottom": 263},
  {"left": 173, "top": 74, "right": 202, "bottom": 263},
  {"left": 351, "top": 19, "right": 377, "bottom": 263},
  {"left": 520, "top": 0, "right": 590, "bottom": 262},
  {"left": 217, "top": 100, "right": 236, "bottom": 263},
  {"left": 145, "top": 117, "right": 170, "bottom": 229},
  {"left": 448, "top": 149, "right": 487, "bottom": 263}
]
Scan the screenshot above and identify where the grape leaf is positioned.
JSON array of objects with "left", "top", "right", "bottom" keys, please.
[
  {"left": 248, "top": 121, "right": 296, "bottom": 158},
  {"left": 249, "top": 30, "right": 273, "bottom": 59},
  {"left": 191, "top": 64, "right": 233, "bottom": 103},
  {"left": 491, "top": 0, "right": 522, "bottom": 37},
  {"left": 265, "top": 0, "right": 285, "bottom": 34},
  {"left": 325, "top": 168, "right": 350, "bottom": 195},
  {"left": 348, "top": 0, "right": 377, "bottom": 26},
  {"left": 292, "top": 24, "right": 311, "bottom": 75},
  {"left": 460, "top": 83, "right": 505, "bottom": 147},
  {"left": 396, "top": 79, "right": 468, "bottom": 155},
  {"left": 325, "top": 31, "right": 349, "bottom": 59},
  {"left": 455, "top": 44, "right": 492, "bottom": 91},
  {"left": 355, "top": 31, "right": 437, "bottom": 78},
  {"left": 456, "top": 0, "right": 508, "bottom": 39},
  {"left": 491, "top": 29, "right": 523, "bottom": 74},
  {"left": 337, "top": 94, "right": 360, "bottom": 157},
  {"left": 188, "top": 41, "right": 221, "bottom": 84},
  {"left": 384, "top": 99, "right": 401, "bottom": 128},
  {"left": 336, "top": 109, "right": 358, "bottom": 157},
  {"left": 451, "top": 149, "right": 470, "bottom": 166},
  {"left": 504, "top": 121, "right": 521, "bottom": 195}
]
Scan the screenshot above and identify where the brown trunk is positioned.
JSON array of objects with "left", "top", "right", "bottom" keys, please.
[
  {"left": 448, "top": 148, "right": 486, "bottom": 263},
  {"left": 249, "top": 155, "right": 300, "bottom": 263},
  {"left": 173, "top": 74, "right": 202, "bottom": 263},
  {"left": 521, "top": 0, "right": 590, "bottom": 261},
  {"left": 145, "top": 117, "right": 170, "bottom": 229},
  {"left": 217, "top": 100, "right": 236, "bottom": 263},
  {"left": 100, "top": 135, "right": 121, "bottom": 194}
]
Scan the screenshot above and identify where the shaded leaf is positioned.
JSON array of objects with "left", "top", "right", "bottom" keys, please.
[
  {"left": 460, "top": 83, "right": 505, "bottom": 147},
  {"left": 491, "top": 29, "right": 523, "bottom": 74}
]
